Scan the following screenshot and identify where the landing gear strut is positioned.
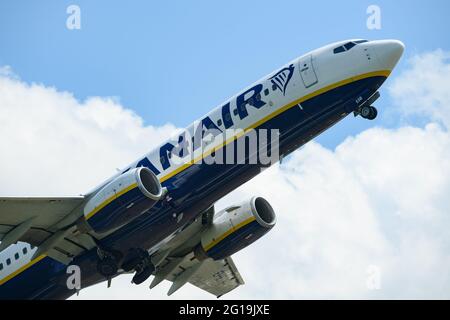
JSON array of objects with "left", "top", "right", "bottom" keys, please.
[
  {"left": 121, "top": 248, "right": 155, "bottom": 285},
  {"left": 359, "top": 105, "right": 378, "bottom": 120},
  {"left": 96, "top": 248, "right": 122, "bottom": 287},
  {"left": 132, "top": 264, "right": 155, "bottom": 285}
]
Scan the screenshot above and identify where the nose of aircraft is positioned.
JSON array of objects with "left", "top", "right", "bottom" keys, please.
[{"left": 374, "top": 39, "right": 405, "bottom": 71}]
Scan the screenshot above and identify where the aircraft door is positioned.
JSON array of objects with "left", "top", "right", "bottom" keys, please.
[{"left": 298, "top": 55, "right": 318, "bottom": 88}]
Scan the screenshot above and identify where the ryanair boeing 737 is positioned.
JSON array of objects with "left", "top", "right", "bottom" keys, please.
[{"left": 0, "top": 39, "right": 404, "bottom": 299}]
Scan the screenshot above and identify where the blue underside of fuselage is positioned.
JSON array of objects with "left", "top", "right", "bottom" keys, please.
[{"left": 0, "top": 75, "right": 386, "bottom": 300}]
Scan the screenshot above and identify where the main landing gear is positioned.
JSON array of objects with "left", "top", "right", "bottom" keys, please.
[
  {"left": 96, "top": 248, "right": 122, "bottom": 287},
  {"left": 121, "top": 248, "right": 155, "bottom": 285},
  {"left": 95, "top": 246, "right": 155, "bottom": 286}
]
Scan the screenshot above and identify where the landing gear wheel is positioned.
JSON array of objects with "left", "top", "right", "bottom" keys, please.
[
  {"left": 132, "top": 265, "right": 155, "bottom": 285},
  {"left": 367, "top": 106, "right": 377, "bottom": 120},
  {"left": 97, "top": 257, "right": 118, "bottom": 278},
  {"left": 360, "top": 106, "right": 378, "bottom": 120},
  {"left": 121, "top": 248, "right": 148, "bottom": 272}
]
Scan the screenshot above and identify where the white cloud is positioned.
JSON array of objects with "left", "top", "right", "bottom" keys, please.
[
  {"left": 2, "top": 50, "right": 450, "bottom": 299},
  {"left": 0, "top": 72, "right": 177, "bottom": 196},
  {"left": 389, "top": 49, "right": 450, "bottom": 128}
]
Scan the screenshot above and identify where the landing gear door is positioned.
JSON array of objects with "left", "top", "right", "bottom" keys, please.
[{"left": 298, "top": 55, "right": 318, "bottom": 88}]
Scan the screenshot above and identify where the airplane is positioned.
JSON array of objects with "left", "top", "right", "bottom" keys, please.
[{"left": 0, "top": 39, "right": 404, "bottom": 299}]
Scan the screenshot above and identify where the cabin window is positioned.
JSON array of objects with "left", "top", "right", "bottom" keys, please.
[
  {"left": 23, "top": 247, "right": 27, "bottom": 255},
  {"left": 264, "top": 88, "right": 269, "bottom": 96},
  {"left": 271, "top": 84, "right": 277, "bottom": 91},
  {"left": 217, "top": 119, "right": 222, "bottom": 127},
  {"left": 0, "top": 263, "right": 3, "bottom": 271},
  {"left": 6, "top": 258, "right": 11, "bottom": 266},
  {"left": 14, "top": 253, "right": 19, "bottom": 260},
  {"left": 233, "top": 108, "right": 238, "bottom": 116}
]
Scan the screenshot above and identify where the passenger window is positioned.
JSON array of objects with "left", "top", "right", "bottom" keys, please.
[
  {"left": 0, "top": 263, "right": 3, "bottom": 271},
  {"left": 15, "top": 253, "right": 19, "bottom": 260},
  {"left": 23, "top": 247, "right": 28, "bottom": 255},
  {"left": 6, "top": 258, "right": 11, "bottom": 265},
  {"left": 217, "top": 119, "right": 222, "bottom": 127}
]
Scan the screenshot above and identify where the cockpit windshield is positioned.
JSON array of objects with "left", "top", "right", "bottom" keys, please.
[{"left": 333, "top": 40, "right": 368, "bottom": 54}]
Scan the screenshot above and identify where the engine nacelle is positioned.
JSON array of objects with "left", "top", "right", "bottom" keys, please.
[
  {"left": 81, "top": 167, "right": 163, "bottom": 234},
  {"left": 194, "top": 197, "right": 276, "bottom": 261}
]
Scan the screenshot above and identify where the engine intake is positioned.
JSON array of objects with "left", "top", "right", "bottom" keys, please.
[
  {"left": 195, "top": 197, "right": 276, "bottom": 261},
  {"left": 82, "top": 167, "right": 163, "bottom": 234}
]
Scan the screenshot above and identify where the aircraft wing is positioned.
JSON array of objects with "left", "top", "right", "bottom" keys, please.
[
  {"left": 0, "top": 196, "right": 96, "bottom": 264},
  {"left": 188, "top": 257, "right": 244, "bottom": 297},
  {"left": 148, "top": 206, "right": 244, "bottom": 297},
  {"left": 151, "top": 252, "right": 244, "bottom": 297}
]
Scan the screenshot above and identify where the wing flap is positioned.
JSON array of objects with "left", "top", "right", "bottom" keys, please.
[
  {"left": 154, "top": 253, "right": 244, "bottom": 297},
  {"left": 188, "top": 257, "right": 244, "bottom": 297}
]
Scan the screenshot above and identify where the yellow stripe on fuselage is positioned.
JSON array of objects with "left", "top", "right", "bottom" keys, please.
[
  {"left": 158, "top": 70, "right": 390, "bottom": 184},
  {"left": 0, "top": 70, "right": 389, "bottom": 286},
  {"left": 0, "top": 254, "right": 47, "bottom": 286},
  {"left": 204, "top": 216, "right": 257, "bottom": 252}
]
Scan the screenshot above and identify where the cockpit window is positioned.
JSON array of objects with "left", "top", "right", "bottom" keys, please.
[
  {"left": 333, "top": 46, "right": 346, "bottom": 54},
  {"left": 344, "top": 42, "right": 356, "bottom": 51},
  {"left": 333, "top": 40, "right": 368, "bottom": 54}
]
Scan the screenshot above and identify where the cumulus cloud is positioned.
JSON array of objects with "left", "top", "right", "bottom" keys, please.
[
  {"left": 0, "top": 70, "right": 177, "bottom": 195},
  {"left": 2, "top": 49, "right": 450, "bottom": 299},
  {"left": 389, "top": 49, "right": 450, "bottom": 128}
]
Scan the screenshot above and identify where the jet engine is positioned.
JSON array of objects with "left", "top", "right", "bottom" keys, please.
[
  {"left": 80, "top": 167, "right": 163, "bottom": 234},
  {"left": 194, "top": 197, "right": 276, "bottom": 261}
]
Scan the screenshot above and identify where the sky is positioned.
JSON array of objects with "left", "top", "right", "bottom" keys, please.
[{"left": 0, "top": 1, "right": 450, "bottom": 299}]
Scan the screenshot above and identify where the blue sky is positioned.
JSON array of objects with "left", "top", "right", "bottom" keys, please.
[{"left": 0, "top": 0, "right": 449, "bottom": 149}]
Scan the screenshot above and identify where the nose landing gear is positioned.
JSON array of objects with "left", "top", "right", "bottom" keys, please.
[
  {"left": 359, "top": 105, "right": 378, "bottom": 120},
  {"left": 354, "top": 91, "right": 380, "bottom": 120}
]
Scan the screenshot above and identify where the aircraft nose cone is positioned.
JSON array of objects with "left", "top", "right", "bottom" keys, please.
[{"left": 375, "top": 39, "right": 405, "bottom": 71}]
